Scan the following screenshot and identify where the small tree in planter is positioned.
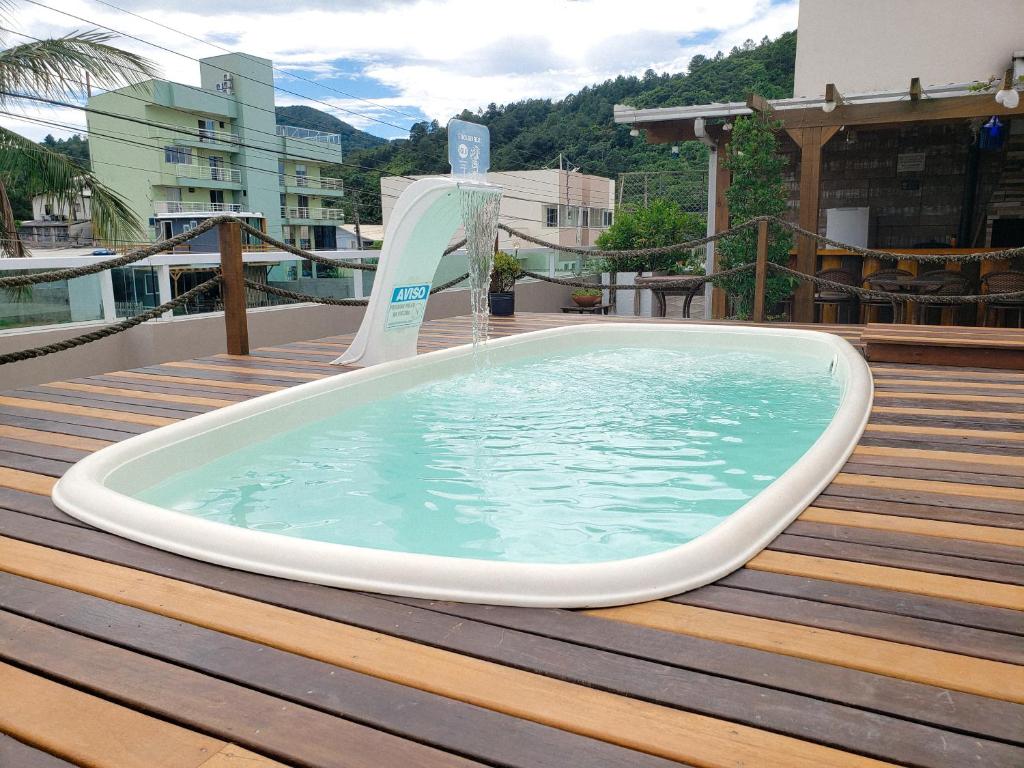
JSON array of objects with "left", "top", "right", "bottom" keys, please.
[
  {"left": 715, "top": 112, "right": 795, "bottom": 318},
  {"left": 594, "top": 200, "right": 705, "bottom": 314},
  {"left": 488, "top": 251, "right": 521, "bottom": 316},
  {"left": 571, "top": 287, "right": 602, "bottom": 307}
]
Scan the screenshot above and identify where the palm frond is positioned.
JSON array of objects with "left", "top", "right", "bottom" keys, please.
[
  {"left": 0, "top": 31, "right": 158, "bottom": 108},
  {"left": 0, "top": 126, "right": 143, "bottom": 256}
]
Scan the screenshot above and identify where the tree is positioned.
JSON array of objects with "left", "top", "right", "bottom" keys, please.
[
  {"left": 0, "top": 2, "right": 159, "bottom": 256},
  {"left": 595, "top": 199, "right": 705, "bottom": 273},
  {"left": 714, "top": 112, "right": 794, "bottom": 318}
]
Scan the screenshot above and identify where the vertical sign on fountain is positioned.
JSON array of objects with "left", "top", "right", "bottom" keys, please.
[{"left": 448, "top": 119, "right": 490, "bottom": 180}]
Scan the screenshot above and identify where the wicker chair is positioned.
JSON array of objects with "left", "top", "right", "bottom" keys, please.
[
  {"left": 859, "top": 268, "right": 914, "bottom": 323},
  {"left": 911, "top": 270, "right": 971, "bottom": 325},
  {"left": 814, "top": 268, "right": 857, "bottom": 324},
  {"left": 982, "top": 270, "right": 1024, "bottom": 327}
]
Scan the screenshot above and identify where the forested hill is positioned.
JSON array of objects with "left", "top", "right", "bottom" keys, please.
[
  {"left": 334, "top": 31, "right": 796, "bottom": 222},
  {"left": 274, "top": 105, "right": 388, "bottom": 153}
]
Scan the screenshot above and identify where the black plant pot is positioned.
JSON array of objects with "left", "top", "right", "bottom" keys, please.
[{"left": 488, "top": 291, "right": 515, "bottom": 316}]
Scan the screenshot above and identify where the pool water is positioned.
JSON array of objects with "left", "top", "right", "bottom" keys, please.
[{"left": 137, "top": 346, "right": 841, "bottom": 564}]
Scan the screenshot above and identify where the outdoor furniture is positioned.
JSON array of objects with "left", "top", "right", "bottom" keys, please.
[
  {"left": 813, "top": 268, "right": 857, "bottom": 324},
  {"left": 909, "top": 270, "right": 971, "bottom": 325},
  {"left": 859, "top": 268, "right": 914, "bottom": 323},
  {"left": 561, "top": 304, "right": 611, "bottom": 315},
  {"left": 982, "top": 270, "right": 1024, "bottom": 327},
  {"left": 634, "top": 274, "right": 704, "bottom": 318}
]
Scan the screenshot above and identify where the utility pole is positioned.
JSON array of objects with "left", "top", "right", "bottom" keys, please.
[{"left": 352, "top": 190, "right": 362, "bottom": 250}]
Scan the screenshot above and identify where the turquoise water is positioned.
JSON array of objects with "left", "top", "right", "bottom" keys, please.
[{"left": 137, "top": 346, "right": 841, "bottom": 563}]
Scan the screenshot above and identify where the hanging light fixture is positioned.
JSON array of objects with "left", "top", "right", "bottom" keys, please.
[
  {"left": 995, "top": 68, "right": 1020, "bottom": 109},
  {"left": 629, "top": 126, "right": 640, "bottom": 137}
]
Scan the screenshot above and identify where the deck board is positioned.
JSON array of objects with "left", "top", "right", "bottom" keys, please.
[{"left": 0, "top": 312, "right": 1022, "bottom": 768}]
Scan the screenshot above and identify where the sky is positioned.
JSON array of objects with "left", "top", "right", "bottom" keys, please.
[{"left": 4, "top": 0, "right": 798, "bottom": 142}]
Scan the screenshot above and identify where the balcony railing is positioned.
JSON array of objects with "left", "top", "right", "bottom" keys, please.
[
  {"left": 197, "top": 128, "right": 239, "bottom": 144},
  {"left": 155, "top": 201, "right": 243, "bottom": 214},
  {"left": 280, "top": 206, "right": 344, "bottom": 221},
  {"left": 175, "top": 163, "right": 242, "bottom": 183},
  {"left": 280, "top": 174, "right": 344, "bottom": 191},
  {"left": 275, "top": 125, "right": 342, "bottom": 145}
]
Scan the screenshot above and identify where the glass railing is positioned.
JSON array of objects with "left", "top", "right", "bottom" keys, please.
[{"left": 275, "top": 125, "right": 342, "bottom": 145}]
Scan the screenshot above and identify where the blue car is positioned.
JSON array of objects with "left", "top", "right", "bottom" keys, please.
[{"left": 91, "top": 248, "right": 116, "bottom": 256}]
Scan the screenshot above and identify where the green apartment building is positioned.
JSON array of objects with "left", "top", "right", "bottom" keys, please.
[{"left": 87, "top": 53, "right": 345, "bottom": 252}]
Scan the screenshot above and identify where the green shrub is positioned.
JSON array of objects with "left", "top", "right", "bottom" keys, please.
[
  {"left": 715, "top": 113, "right": 795, "bottom": 318},
  {"left": 491, "top": 251, "right": 521, "bottom": 292},
  {"left": 571, "top": 287, "right": 602, "bottom": 297},
  {"left": 595, "top": 199, "right": 705, "bottom": 273}
]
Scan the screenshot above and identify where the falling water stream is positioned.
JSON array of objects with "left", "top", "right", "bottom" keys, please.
[{"left": 458, "top": 186, "right": 503, "bottom": 350}]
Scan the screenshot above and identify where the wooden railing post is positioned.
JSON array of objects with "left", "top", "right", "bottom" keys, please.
[
  {"left": 751, "top": 219, "right": 769, "bottom": 323},
  {"left": 219, "top": 220, "right": 249, "bottom": 356}
]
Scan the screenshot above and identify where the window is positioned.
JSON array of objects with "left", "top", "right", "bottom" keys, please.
[
  {"left": 581, "top": 208, "right": 590, "bottom": 227},
  {"left": 164, "top": 145, "right": 192, "bottom": 164},
  {"left": 295, "top": 164, "right": 308, "bottom": 187},
  {"left": 209, "top": 190, "right": 225, "bottom": 205},
  {"left": 278, "top": 159, "right": 286, "bottom": 186},
  {"left": 602, "top": 209, "right": 613, "bottom": 227},
  {"left": 208, "top": 156, "right": 223, "bottom": 180},
  {"left": 544, "top": 206, "right": 558, "bottom": 228},
  {"left": 198, "top": 119, "right": 215, "bottom": 141}
]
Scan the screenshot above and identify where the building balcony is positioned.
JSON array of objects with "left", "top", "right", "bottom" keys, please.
[
  {"left": 279, "top": 175, "right": 345, "bottom": 196},
  {"left": 275, "top": 125, "right": 341, "bottom": 145},
  {"left": 175, "top": 163, "right": 242, "bottom": 184},
  {"left": 155, "top": 201, "right": 244, "bottom": 215},
  {"left": 280, "top": 206, "right": 344, "bottom": 222},
  {"left": 276, "top": 124, "right": 343, "bottom": 162}
]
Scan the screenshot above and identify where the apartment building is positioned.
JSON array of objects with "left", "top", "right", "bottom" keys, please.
[
  {"left": 381, "top": 169, "right": 615, "bottom": 251},
  {"left": 87, "top": 53, "right": 344, "bottom": 252}
]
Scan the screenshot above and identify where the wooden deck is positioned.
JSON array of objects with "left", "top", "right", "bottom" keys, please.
[{"left": 0, "top": 313, "right": 1022, "bottom": 768}]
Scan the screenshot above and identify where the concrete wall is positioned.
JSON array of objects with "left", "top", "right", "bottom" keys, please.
[
  {"left": 0, "top": 280, "right": 575, "bottom": 390},
  {"left": 381, "top": 170, "right": 615, "bottom": 251},
  {"left": 794, "top": 0, "right": 1023, "bottom": 98}
]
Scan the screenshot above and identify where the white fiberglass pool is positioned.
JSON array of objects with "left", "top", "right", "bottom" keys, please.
[{"left": 53, "top": 324, "right": 872, "bottom": 607}]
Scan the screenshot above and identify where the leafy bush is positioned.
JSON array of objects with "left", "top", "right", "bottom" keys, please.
[
  {"left": 715, "top": 113, "right": 795, "bottom": 318},
  {"left": 491, "top": 251, "right": 521, "bottom": 292},
  {"left": 571, "top": 287, "right": 602, "bottom": 297},
  {"left": 595, "top": 200, "right": 705, "bottom": 273}
]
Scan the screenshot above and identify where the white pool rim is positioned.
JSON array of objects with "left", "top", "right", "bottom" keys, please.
[{"left": 53, "top": 323, "right": 873, "bottom": 608}]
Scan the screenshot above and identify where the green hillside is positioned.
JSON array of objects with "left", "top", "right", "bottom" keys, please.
[
  {"left": 334, "top": 32, "right": 796, "bottom": 222},
  {"left": 274, "top": 105, "right": 388, "bottom": 153}
]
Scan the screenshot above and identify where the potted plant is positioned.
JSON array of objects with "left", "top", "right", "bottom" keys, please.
[
  {"left": 571, "top": 287, "right": 602, "bottom": 307},
  {"left": 488, "top": 251, "right": 520, "bottom": 316}
]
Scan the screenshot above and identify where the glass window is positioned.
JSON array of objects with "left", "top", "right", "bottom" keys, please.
[
  {"left": 294, "top": 164, "right": 308, "bottom": 187},
  {"left": 581, "top": 208, "right": 590, "bottom": 227},
  {"left": 602, "top": 209, "right": 613, "bottom": 227},
  {"left": 164, "top": 145, "right": 192, "bottom": 164},
  {"left": 278, "top": 159, "right": 286, "bottom": 186},
  {"left": 198, "top": 119, "right": 215, "bottom": 140},
  {"left": 544, "top": 206, "right": 558, "bottom": 227}
]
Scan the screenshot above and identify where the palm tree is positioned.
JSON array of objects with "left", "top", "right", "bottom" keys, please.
[{"left": 0, "top": 0, "right": 159, "bottom": 257}]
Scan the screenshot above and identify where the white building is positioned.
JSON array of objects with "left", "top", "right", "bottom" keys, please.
[
  {"left": 18, "top": 190, "right": 93, "bottom": 248},
  {"left": 381, "top": 169, "right": 615, "bottom": 251}
]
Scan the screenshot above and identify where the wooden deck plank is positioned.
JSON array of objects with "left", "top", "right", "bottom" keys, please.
[
  {"left": 0, "top": 535, "right": 898, "bottom": 768},
  {"left": 0, "top": 733, "right": 78, "bottom": 768},
  {"left": 2, "top": 314, "right": 1023, "bottom": 768},
  {"left": 2, "top": 508, "right": 1018, "bottom": 757}
]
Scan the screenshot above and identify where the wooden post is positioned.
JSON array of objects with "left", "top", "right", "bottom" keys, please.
[
  {"left": 711, "top": 137, "right": 731, "bottom": 319},
  {"left": 789, "top": 126, "right": 823, "bottom": 323},
  {"left": 752, "top": 219, "right": 769, "bottom": 322},
  {"left": 219, "top": 220, "right": 249, "bottom": 356}
]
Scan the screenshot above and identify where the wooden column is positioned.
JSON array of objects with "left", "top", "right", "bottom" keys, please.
[
  {"left": 751, "top": 219, "right": 769, "bottom": 322},
  {"left": 219, "top": 220, "right": 249, "bottom": 356},
  {"left": 711, "top": 138, "right": 731, "bottom": 319},
  {"left": 791, "top": 126, "right": 822, "bottom": 323}
]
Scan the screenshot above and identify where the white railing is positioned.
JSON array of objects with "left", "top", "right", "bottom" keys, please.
[
  {"left": 197, "top": 128, "right": 239, "bottom": 144},
  {"left": 155, "top": 201, "right": 243, "bottom": 214},
  {"left": 281, "top": 175, "right": 344, "bottom": 191},
  {"left": 275, "top": 125, "right": 342, "bottom": 145},
  {"left": 280, "top": 206, "right": 345, "bottom": 221},
  {"left": 175, "top": 164, "right": 242, "bottom": 183}
]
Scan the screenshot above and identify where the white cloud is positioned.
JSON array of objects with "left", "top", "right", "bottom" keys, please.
[{"left": 4, "top": 0, "right": 798, "bottom": 139}]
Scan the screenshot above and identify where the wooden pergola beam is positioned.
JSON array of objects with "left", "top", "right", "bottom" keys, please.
[
  {"left": 909, "top": 77, "right": 923, "bottom": 101},
  {"left": 746, "top": 92, "right": 771, "bottom": 114},
  {"left": 824, "top": 83, "right": 843, "bottom": 107}
]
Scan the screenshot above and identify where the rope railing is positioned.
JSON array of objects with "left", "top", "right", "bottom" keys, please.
[
  {"left": 768, "top": 263, "right": 1024, "bottom": 304},
  {"left": 0, "top": 274, "right": 224, "bottom": 365},
  {"left": 0, "top": 215, "right": 232, "bottom": 289}
]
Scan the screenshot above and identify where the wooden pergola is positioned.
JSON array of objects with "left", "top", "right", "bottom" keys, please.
[{"left": 614, "top": 78, "right": 1024, "bottom": 322}]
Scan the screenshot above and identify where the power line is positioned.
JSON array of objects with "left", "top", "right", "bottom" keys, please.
[
  {"left": 22, "top": 0, "right": 414, "bottom": 133},
  {"left": 6, "top": 11, "right": 603, "bottom": 200},
  {"left": 90, "top": 0, "right": 423, "bottom": 124}
]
